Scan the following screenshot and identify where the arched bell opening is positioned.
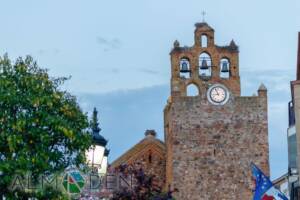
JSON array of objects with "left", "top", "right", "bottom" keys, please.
[
  {"left": 199, "top": 52, "right": 212, "bottom": 79},
  {"left": 220, "top": 58, "right": 230, "bottom": 79},
  {"left": 179, "top": 57, "right": 191, "bottom": 79},
  {"left": 186, "top": 83, "right": 199, "bottom": 96},
  {"left": 201, "top": 34, "right": 208, "bottom": 48}
]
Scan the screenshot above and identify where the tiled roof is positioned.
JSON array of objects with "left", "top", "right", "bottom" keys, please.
[{"left": 110, "top": 132, "right": 165, "bottom": 168}]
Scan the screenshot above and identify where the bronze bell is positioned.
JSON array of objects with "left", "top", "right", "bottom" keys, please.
[
  {"left": 180, "top": 62, "right": 190, "bottom": 73},
  {"left": 221, "top": 62, "right": 229, "bottom": 73},
  {"left": 200, "top": 59, "right": 209, "bottom": 70}
]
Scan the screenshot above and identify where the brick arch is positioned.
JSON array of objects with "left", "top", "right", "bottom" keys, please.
[
  {"left": 179, "top": 57, "right": 191, "bottom": 68},
  {"left": 177, "top": 52, "right": 193, "bottom": 61},
  {"left": 185, "top": 82, "right": 200, "bottom": 96},
  {"left": 219, "top": 56, "right": 231, "bottom": 68},
  {"left": 174, "top": 53, "right": 194, "bottom": 76},
  {"left": 199, "top": 51, "right": 212, "bottom": 64},
  {"left": 179, "top": 55, "right": 191, "bottom": 60},
  {"left": 199, "top": 51, "right": 212, "bottom": 77},
  {"left": 178, "top": 57, "right": 191, "bottom": 79},
  {"left": 219, "top": 55, "right": 230, "bottom": 61},
  {"left": 200, "top": 34, "right": 208, "bottom": 48},
  {"left": 219, "top": 57, "right": 231, "bottom": 79},
  {"left": 178, "top": 54, "right": 193, "bottom": 67}
]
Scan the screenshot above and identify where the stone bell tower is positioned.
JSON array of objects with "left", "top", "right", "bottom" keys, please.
[{"left": 164, "top": 22, "right": 269, "bottom": 199}]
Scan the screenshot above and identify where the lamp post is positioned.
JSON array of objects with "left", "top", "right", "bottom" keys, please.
[{"left": 86, "top": 108, "right": 109, "bottom": 175}]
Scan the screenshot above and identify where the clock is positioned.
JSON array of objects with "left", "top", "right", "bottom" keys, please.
[{"left": 207, "top": 84, "right": 229, "bottom": 105}]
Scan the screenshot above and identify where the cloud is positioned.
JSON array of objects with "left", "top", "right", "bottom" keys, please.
[
  {"left": 37, "top": 48, "right": 60, "bottom": 56},
  {"left": 37, "top": 49, "right": 45, "bottom": 55},
  {"left": 241, "top": 68, "right": 293, "bottom": 100},
  {"left": 111, "top": 68, "right": 120, "bottom": 73},
  {"left": 77, "top": 85, "right": 169, "bottom": 162},
  {"left": 138, "top": 68, "right": 160, "bottom": 75},
  {"left": 92, "top": 66, "right": 159, "bottom": 77},
  {"left": 96, "top": 37, "right": 122, "bottom": 51},
  {"left": 240, "top": 68, "right": 292, "bottom": 178},
  {"left": 92, "top": 67, "right": 120, "bottom": 74},
  {"left": 73, "top": 64, "right": 294, "bottom": 180}
]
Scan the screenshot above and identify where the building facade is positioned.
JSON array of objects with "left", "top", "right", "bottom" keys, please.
[
  {"left": 164, "top": 22, "right": 269, "bottom": 199},
  {"left": 287, "top": 101, "right": 299, "bottom": 199},
  {"left": 110, "top": 130, "right": 166, "bottom": 189},
  {"left": 289, "top": 32, "right": 300, "bottom": 199},
  {"left": 273, "top": 173, "right": 289, "bottom": 198}
]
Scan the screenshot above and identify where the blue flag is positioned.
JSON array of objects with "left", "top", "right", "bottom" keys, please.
[{"left": 251, "top": 163, "right": 288, "bottom": 200}]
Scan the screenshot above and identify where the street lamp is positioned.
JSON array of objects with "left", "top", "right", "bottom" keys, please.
[
  {"left": 98, "top": 148, "right": 109, "bottom": 175},
  {"left": 86, "top": 108, "right": 109, "bottom": 174}
]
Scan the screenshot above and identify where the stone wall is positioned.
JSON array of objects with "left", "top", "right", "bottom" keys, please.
[{"left": 164, "top": 91, "right": 269, "bottom": 199}]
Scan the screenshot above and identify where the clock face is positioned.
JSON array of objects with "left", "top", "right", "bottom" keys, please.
[{"left": 207, "top": 84, "right": 229, "bottom": 105}]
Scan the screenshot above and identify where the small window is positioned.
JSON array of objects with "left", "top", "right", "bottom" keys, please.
[
  {"left": 148, "top": 153, "right": 152, "bottom": 164},
  {"left": 201, "top": 35, "right": 208, "bottom": 48},
  {"left": 199, "top": 52, "right": 212, "bottom": 78},
  {"left": 179, "top": 58, "right": 191, "bottom": 79},
  {"left": 187, "top": 83, "right": 199, "bottom": 96},
  {"left": 220, "top": 58, "right": 230, "bottom": 79}
]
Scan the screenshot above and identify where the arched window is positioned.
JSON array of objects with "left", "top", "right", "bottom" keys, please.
[
  {"left": 186, "top": 83, "right": 199, "bottom": 96},
  {"left": 199, "top": 52, "right": 212, "bottom": 78},
  {"left": 220, "top": 58, "right": 230, "bottom": 79},
  {"left": 179, "top": 57, "right": 191, "bottom": 79},
  {"left": 201, "top": 35, "right": 208, "bottom": 48}
]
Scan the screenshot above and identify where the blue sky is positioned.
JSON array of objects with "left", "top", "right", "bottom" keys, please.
[{"left": 0, "top": 0, "right": 299, "bottom": 179}]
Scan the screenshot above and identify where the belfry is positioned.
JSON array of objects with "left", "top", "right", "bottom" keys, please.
[{"left": 164, "top": 22, "right": 269, "bottom": 199}]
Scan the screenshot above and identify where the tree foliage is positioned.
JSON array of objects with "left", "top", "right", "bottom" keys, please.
[
  {"left": 0, "top": 55, "right": 92, "bottom": 198},
  {"left": 112, "top": 164, "right": 177, "bottom": 200}
]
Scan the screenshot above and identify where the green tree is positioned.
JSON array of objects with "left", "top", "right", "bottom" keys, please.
[
  {"left": 112, "top": 164, "right": 178, "bottom": 200},
  {"left": 0, "top": 54, "right": 92, "bottom": 199}
]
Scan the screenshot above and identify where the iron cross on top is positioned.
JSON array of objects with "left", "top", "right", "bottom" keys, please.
[{"left": 201, "top": 11, "right": 206, "bottom": 22}]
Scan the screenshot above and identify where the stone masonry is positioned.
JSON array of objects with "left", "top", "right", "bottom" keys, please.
[
  {"left": 111, "top": 130, "right": 166, "bottom": 190},
  {"left": 164, "top": 22, "right": 269, "bottom": 199}
]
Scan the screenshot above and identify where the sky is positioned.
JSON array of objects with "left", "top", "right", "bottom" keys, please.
[{"left": 0, "top": 0, "right": 299, "bottom": 180}]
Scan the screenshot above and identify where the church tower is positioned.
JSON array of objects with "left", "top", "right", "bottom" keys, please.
[{"left": 164, "top": 22, "right": 269, "bottom": 199}]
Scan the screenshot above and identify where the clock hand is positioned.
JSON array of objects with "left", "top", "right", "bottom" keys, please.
[{"left": 214, "top": 88, "right": 219, "bottom": 95}]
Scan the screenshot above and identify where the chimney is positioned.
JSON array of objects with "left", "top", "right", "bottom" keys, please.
[
  {"left": 297, "top": 32, "right": 300, "bottom": 80},
  {"left": 145, "top": 130, "right": 157, "bottom": 137}
]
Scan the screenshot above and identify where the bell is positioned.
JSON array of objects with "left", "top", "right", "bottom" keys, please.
[
  {"left": 221, "top": 62, "right": 229, "bottom": 73},
  {"left": 180, "top": 62, "right": 190, "bottom": 73},
  {"left": 200, "top": 59, "right": 209, "bottom": 70}
]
